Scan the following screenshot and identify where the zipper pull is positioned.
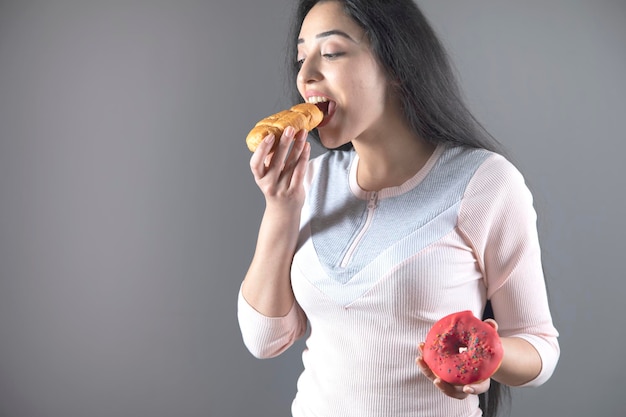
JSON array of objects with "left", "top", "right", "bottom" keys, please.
[{"left": 368, "top": 191, "right": 379, "bottom": 209}]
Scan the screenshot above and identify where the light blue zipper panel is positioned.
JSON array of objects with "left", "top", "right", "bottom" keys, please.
[{"left": 306, "top": 146, "right": 491, "bottom": 287}]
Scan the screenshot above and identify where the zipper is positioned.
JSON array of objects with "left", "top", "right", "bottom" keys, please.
[{"left": 340, "top": 191, "right": 378, "bottom": 268}]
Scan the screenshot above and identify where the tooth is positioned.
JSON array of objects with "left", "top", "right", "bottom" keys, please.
[{"left": 308, "top": 96, "right": 329, "bottom": 104}]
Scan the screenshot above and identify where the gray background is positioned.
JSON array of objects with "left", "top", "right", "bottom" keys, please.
[{"left": 0, "top": 1, "right": 624, "bottom": 416}]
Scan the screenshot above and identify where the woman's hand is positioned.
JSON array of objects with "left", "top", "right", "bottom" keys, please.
[
  {"left": 249, "top": 126, "right": 311, "bottom": 212},
  {"left": 415, "top": 319, "right": 499, "bottom": 399},
  {"left": 242, "top": 126, "right": 311, "bottom": 317}
]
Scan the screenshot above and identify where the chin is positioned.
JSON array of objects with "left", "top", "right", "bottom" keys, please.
[{"left": 319, "top": 131, "right": 352, "bottom": 151}]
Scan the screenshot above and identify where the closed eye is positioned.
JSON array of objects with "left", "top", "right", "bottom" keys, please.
[
  {"left": 296, "top": 52, "right": 345, "bottom": 69},
  {"left": 323, "top": 52, "right": 345, "bottom": 60}
]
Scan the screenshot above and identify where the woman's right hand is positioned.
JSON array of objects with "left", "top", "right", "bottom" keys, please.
[
  {"left": 249, "top": 126, "right": 311, "bottom": 213},
  {"left": 243, "top": 126, "right": 310, "bottom": 317}
]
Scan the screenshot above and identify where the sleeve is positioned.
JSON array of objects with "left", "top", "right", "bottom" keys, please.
[
  {"left": 458, "top": 154, "right": 560, "bottom": 387},
  {"left": 237, "top": 284, "right": 308, "bottom": 359}
]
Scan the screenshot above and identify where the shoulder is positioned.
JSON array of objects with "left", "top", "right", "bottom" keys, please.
[
  {"left": 465, "top": 152, "right": 529, "bottom": 200},
  {"left": 437, "top": 146, "right": 522, "bottom": 185},
  {"left": 459, "top": 150, "right": 537, "bottom": 230}
]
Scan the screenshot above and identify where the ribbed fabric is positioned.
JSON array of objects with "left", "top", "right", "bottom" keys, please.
[{"left": 237, "top": 145, "right": 560, "bottom": 417}]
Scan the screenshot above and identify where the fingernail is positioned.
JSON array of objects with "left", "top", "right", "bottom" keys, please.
[
  {"left": 464, "top": 387, "right": 475, "bottom": 394},
  {"left": 265, "top": 134, "right": 275, "bottom": 144},
  {"left": 284, "top": 126, "right": 294, "bottom": 137}
]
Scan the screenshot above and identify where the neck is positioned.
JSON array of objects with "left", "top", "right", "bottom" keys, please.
[{"left": 353, "top": 128, "right": 436, "bottom": 192}]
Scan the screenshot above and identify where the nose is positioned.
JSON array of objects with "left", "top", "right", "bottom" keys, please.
[{"left": 297, "top": 55, "right": 322, "bottom": 85}]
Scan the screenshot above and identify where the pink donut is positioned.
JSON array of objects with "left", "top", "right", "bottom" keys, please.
[{"left": 423, "top": 310, "right": 504, "bottom": 385}]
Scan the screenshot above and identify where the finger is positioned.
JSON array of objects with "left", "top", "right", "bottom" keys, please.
[
  {"left": 463, "top": 378, "right": 491, "bottom": 396},
  {"left": 293, "top": 128, "right": 309, "bottom": 149},
  {"left": 272, "top": 126, "right": 296, "bottom": 170},
  {"left": 433, "top": 378, "right": 469, "bottom": 400},
  {"left": 484, "top": 318, "right": 498, "bottom": 332},
  {"left": 415, "top": 355, "right": 437, "bottom": 381},
  {"left": 282, "top": 129, "right": 308, "bottom": 173},
  {"left": 463, "top": 386, "right": 475, "bottom": 395},
  {"left": 288, "top": 141, "right": 311, "bottom": 190},
  {"left": 293, "top": 127, "right": 308, "bottom": 143},
  {"left": 275, "top": 128, "right": 309, "bottom": 187},
  {"left": 250, "top": 134, "right": 275, "bottom": 178},
  {"left": 417, "top": 356, "right": 469, "bottom": 399},
  {"left": 416, "top": 343, "right": 437, "bottom": 380}
]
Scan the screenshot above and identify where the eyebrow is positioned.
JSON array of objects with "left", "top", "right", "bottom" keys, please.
[{"left": 297, "top": 29, "right": 357, "bottom": 44}]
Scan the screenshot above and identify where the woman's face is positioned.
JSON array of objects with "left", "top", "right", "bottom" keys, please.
[{"left": 296, "top": 1, "right": 392, "bottom": 148}]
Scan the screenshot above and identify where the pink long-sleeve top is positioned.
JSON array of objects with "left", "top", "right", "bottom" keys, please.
[{"left": 238, "top": 144, "right": 560, "bottom": 417}]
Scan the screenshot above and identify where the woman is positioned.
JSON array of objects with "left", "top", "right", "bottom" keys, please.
[{"left": 237, "top": 1, "right": 560, "bottom": 416}]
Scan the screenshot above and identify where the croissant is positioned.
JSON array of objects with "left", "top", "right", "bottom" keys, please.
[{"left": 245, "top": 103, "right": 324, "bottom": 152}]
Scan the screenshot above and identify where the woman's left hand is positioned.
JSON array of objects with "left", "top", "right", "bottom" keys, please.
[
  {"left": 415, "top": 319, "right": 498, "bottom": 399},
  {"left": 416, "top": 343, "right": 491, "bottom": 399}
]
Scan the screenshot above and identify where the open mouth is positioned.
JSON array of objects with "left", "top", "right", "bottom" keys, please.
[{"left": 307, "top": 96, "right": 335, "bottom": 127}]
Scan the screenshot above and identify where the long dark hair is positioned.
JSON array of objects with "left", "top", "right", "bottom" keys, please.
[
  {"left": 480, "top": 300, "right": 511, "bottom": 417},
  {"left": 285, "top": 0, "right": 504, "bottom": 154},
  {"left": 285, "top": 1, "right": 510, "bottom": 415}
]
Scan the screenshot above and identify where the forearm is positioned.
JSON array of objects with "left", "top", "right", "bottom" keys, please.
[
  {"left": 242, "top": 206, "right": 301, "bottom": 317},
  {"left": 492, "top": 336, "right": 542, "bottom": 386}
]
